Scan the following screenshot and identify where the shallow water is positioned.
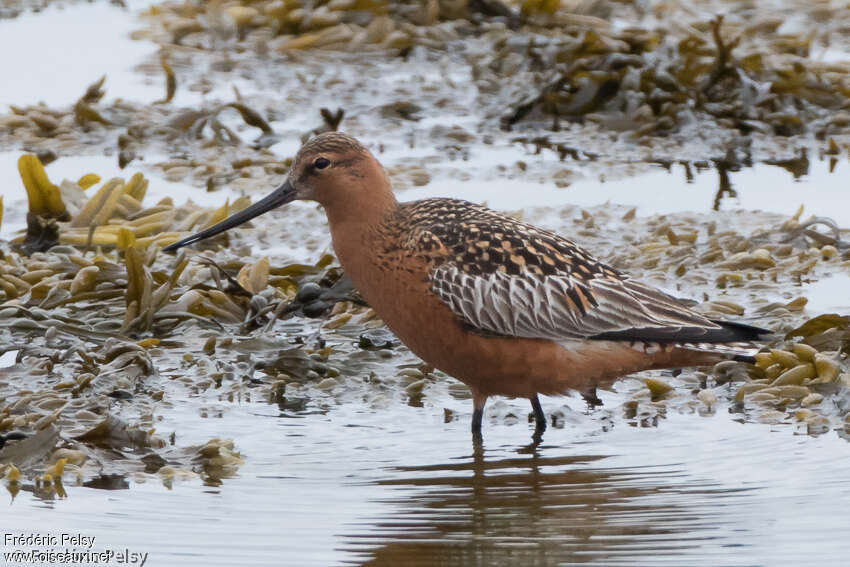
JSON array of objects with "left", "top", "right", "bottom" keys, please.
[
  {"left": 805, "top": 274, "right": 850, "bottom": 314},
  {"left": 7, "top": 391, "right": 850, "bottom": 566},
  {"left": 0, "top": 1, "right": 160, "bottom": 107},
  {"left": 3, "top": 2, "right": 850, "bottom": 566},
  {"left": 400, "top": 144, "right": 850, "bottom": 224}
]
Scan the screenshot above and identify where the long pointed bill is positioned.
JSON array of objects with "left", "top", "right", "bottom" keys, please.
[{"left": 163, "top": 179, "right": 297, "bottom": 252}]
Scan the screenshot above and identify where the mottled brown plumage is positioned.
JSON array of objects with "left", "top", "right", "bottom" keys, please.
[{"left": 166, "top": 132, "right": 770, "bottom": 442}]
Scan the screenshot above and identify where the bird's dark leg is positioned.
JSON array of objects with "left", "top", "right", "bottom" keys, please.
[
  {"left": 471, "top": 407, "right": 483, "bottom": 435},
  {"left": 471, "top": 392, "right": 487, "bottom": 444},
  {"left": 581, "top": 387, "right": 604, "bottom": 410},
  {"left": 530, "top": 394, "right": 546, "bottom": 443}
]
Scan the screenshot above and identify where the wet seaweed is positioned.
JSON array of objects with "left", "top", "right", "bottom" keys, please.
[
  {"left": 154, "top": 55, "right": 177, "bottom": 104},
  {"left": 167, "top": 100, "right": 274, "bottom": 145},
  {"left": 131, "top": 0, "right": 850, "bottom": 138}
]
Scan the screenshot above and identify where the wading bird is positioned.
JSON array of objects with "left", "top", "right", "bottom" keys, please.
[{"left": 165, "top": 132, "right": 768, "bottom": 442}]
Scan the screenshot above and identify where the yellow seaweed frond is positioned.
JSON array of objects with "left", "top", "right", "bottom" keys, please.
[
  {"left": 155, "top": 56, "right": 177, "bottom": 104},
  {"left": 202, "top": 199, "right": 230, "bottom": 229},
  {"left": 521, "top": 0, "right": 560, "bottom": 16},
  {"left": 17, "top": 154, "right": 67, "bottom": 217},
  {"left": 77, "top": 173, "right": 101, "bottom": 190},
  {"left": 124, "top": 172, "right": 149, "bottom": 202},
  {"left": 72, "top": 178, "right": 125, "bottom": 228},
  {"left": 117, "top": 228, "right": 136, "bottom": 251}
]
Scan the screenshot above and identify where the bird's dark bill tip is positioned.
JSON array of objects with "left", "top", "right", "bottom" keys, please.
[
  {"left": 162, "top": 239, "right": 189, "bottom": 253},
  {"left": 162, "top": 234, "right": 204, "bottom": 252},
  {"left": 159, "top": 178, "right": 297, "bottom": 253}
]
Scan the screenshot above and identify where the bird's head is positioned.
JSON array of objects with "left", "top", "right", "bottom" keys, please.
[{"left": 163, "top": 132, "right": 390, "bottom": 252}]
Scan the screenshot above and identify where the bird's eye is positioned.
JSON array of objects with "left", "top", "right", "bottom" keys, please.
[{"left": 313, "top": 157, "right": 330, "bottom": 170}]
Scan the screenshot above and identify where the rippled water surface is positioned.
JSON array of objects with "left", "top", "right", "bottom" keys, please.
[{"left": 8, "top": 394, "right": 850, "bottom": 566}]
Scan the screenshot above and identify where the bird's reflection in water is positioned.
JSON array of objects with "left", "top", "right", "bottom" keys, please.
[{"left": 342, "top": 441, "right": 741, "bottom": 567}]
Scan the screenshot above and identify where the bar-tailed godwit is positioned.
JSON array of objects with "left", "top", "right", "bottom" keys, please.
[{"left": 165, "top": 132, "right": 768, "bottom": 442}]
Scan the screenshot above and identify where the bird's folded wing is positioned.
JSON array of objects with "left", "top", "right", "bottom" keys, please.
[
  {"left": 399, "top": 199, "right": 721, "bottom": 341},
  {"left": 430, "top": 265, "right": 720, "bottom": 341}
]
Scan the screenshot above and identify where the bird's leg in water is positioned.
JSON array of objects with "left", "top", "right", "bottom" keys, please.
[
  {"left": 530, "top": 394, "right": 546, "bottom": 442},
  {"left": 581, "top": 387, "right": 604, "bottom": 411},
  {"left": 471, "top": 392, "right": 487, "bottom": 443}
]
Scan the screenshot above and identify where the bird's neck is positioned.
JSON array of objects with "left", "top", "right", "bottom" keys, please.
[{"left": 323, "top": 175, "right": 398, "bottom": 281}]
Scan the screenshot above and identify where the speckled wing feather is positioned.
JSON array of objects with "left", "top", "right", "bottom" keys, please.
[{"left": 402, "top": 199, "right": 732, "bottom": 343}]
